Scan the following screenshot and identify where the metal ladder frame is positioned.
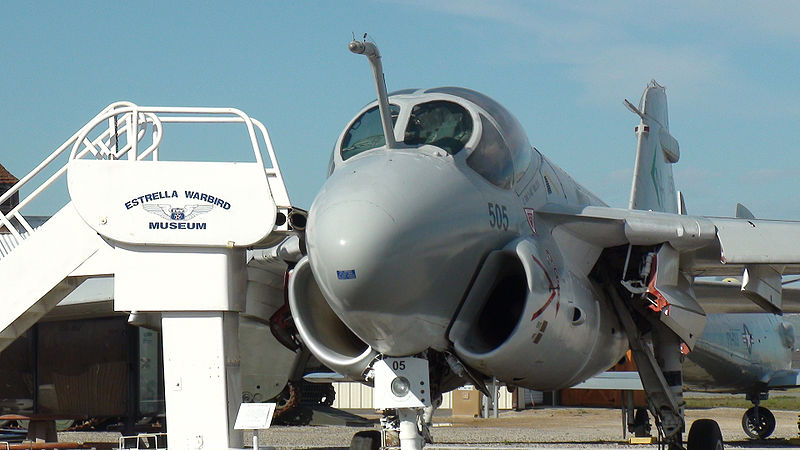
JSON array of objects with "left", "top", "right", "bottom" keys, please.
[{"left": 0, "top": 102, "right": 289, "bottom": 254}]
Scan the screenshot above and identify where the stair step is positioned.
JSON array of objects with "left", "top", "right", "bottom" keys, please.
[{"left": 0, "top": 203, "right": 109, "bottom": 352}]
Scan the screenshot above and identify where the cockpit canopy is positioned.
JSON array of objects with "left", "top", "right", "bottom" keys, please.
[
  {"left": 404, "top": 101, "right": 472, "bottom": 155},
  {"left": 334, "top": 87, "right": 537, "bottom": 190},
  {"left": 340, "top": 104, "right": 400, "bottom": 161}
]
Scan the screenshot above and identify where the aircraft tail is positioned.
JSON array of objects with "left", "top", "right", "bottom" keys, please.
[{"left": 627, "top": 80, "right": 680, "bottom": 213}]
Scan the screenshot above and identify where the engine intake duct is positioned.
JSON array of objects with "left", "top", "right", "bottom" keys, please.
[
  {"left": 288, "top": 256, "right": 377, "bottom": 380},
  {"left": 287, "top": 208, "right": 308, "bottom": 231},
  {"left": 450, "top": 248, "right": 527, "bottom": 357},
  {"left": 449, "top": 237, "right": 566, "bottom": 387},
  {"left": 450, "top": 237, "right": 628, "bottom": 390}
]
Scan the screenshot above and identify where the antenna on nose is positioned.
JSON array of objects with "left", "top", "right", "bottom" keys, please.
[{"left": 349, "top": 35, "right": 398, "bottom": 149}]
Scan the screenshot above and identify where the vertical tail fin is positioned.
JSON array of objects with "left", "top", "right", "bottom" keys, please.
[{"left": 627, "top": 80, "right": 680, "bottom": 213}]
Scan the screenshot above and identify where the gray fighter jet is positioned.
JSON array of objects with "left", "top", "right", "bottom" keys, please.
[
  {"left": 287, "top": 39, "right": 800, "bottom": 450},
  {"left": 685, "top": 312, "right": 799, "bottom": 439},
  {"left": 582, "top": 308, "right": 800, "bottom": 440}
]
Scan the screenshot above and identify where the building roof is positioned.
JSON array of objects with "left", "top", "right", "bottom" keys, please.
[{"left": 0, "top": 163, "right": 19, "bottom": 185}]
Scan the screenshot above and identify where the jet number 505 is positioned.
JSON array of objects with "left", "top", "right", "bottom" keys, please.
[{"left": 488, "top": 202, "right": 509, "bottom": 230}]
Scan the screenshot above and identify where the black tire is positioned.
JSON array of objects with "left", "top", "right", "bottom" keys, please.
[
  {"left": 688, "top": 418, "right": 724, "bottom": 450},
  {"left": 350, "top": 430, "right": 381, "bottom": 450},
  {"left": 631, "top": 407, "right": 652, "bottom": 437},
  {"left": 742, "top": 406, "right": 776, "bottom": 439}
]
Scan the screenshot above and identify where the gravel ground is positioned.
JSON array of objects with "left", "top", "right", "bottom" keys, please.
[{"left": 58, "top": 407, "right": 800, "bottom": 449}]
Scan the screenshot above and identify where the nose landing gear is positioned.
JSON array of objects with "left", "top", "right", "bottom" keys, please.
[
  {"left": 742, "top": 404, "right": 776, "bottom": 439},
  {"left": 350, "top": 356, "right": 433, "bottom": 450}
]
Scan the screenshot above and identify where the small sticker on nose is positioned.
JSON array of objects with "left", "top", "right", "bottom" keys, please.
[{"left": 337, "top": 270, "right": 357, "bottom": 280}]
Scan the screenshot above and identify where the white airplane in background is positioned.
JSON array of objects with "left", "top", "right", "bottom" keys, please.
[{"left": 285, "top": 38, "right": 800, "bottom": 450}]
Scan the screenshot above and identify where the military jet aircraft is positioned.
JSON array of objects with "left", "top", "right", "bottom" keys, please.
[
  {"left": 685, "top": 311, "right": 799, "bottom": 439},
  {"left": 287, "top": 38, "right": 800, "bottom": 450},
  {"left": 580, "top": 308, "right": 800, "bottom": 440}
]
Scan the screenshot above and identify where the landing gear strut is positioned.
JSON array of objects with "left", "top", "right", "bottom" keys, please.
[
  {"left": 353, "top": 357, "right": 433, "bottom": 450},
  {"left": 605, "top": 280, "right": 685, "bottom": 449},
  {"left": 742, "top": 393, "right": 775, "bottom": 439},
  {"left": 599, "top": 245, "right": 725, "bottom": 450},
  {"left": 612, "top": 292, "right": 725, "bottom": 450},
  {"left": 396, "top": 408, "right": 426, "bottom": 449}
]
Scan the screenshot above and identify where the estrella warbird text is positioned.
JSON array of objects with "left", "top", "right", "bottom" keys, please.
[
  {"left": 124, "top": 189, "right": 232, "bottom": 230},
  {"left": 124, "top": 190, "right": 231, "bottom": 210}
]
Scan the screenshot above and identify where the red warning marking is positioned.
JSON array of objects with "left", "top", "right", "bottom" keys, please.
[
  {"left": 646, "top": 259, "right": 671, "bottom": 315},
  {"left": 524, "top": 208, "right": 537, "bottom": 235},
  {"left": 530, "top": 254, "right": 561, "bottom": 321}
]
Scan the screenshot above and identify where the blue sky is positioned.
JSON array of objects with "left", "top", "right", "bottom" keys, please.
[{"left": 2, "top": 2, "right": 799, "bottom": 218}]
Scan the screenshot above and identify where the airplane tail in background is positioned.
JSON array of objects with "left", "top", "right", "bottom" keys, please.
[{"left": 627, "top": 80, "right": 680, "bottom": 213}]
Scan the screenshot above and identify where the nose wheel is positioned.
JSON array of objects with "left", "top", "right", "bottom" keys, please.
[
  {"left": 742, "top": 405, "right": 776, "bottom": 439},
  {"left": 350, "top": 430, "right": 382, "bottom": 450}
]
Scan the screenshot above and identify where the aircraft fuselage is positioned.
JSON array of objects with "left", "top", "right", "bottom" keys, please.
[
  {"left": 685, "top": 313, "right": 794, "bottom": 393},
  {"left": 299, "top": 88, "right": 628, "bottom": 389}
]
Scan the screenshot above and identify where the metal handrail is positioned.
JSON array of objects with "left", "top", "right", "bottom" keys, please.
[
  {"left": 68, "top": 106, "right": 268, "bottom": 166},
  {"left": 253, "top": 118, "right": 287, "bottom": 202},
  {"left": 118, "top": 432, "right": 168, "bottom": 449},
  {"left": 0, "top": 114, "right": 105, "bottom": 242},
  {"left": 0, "top": 101, "right": 283, "bottom": 255},
  {"left": 0, "top": 119, "right": 133, "bottom": 241}
]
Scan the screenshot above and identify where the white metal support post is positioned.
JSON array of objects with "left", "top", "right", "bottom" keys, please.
[
  {"left": 111, "top": 245, "right": 250, "bottom": 449},
  {"left": 162, "top": 311, "right": 243, "bottom": 449}
]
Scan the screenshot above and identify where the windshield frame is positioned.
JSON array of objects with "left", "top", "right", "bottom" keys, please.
[
  {"left": 331, "top": 90, "right": 536, "bottom": 185},
  {"left": 402, "top": 100, "right": 474, "bottom": 155},
  {"left": 332, "top": 92, "right": 483, "bottom": 168},
  {"left": 339, "top": 104, "right": 401, "bottom": 162}
]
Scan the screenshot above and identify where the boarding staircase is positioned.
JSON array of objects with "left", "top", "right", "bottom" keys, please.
[{"left": 0, "top": 102, "right": 292, "bottom": 353}]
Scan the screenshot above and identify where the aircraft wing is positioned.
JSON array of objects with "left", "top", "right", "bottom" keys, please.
[
  {"left": 693, "top": 279, "right": 800, "bottom": 313},
  {"left": 566, "top": 368, "right": 800, "bottom": 391},
  {"left": 538, "top": 204, "right": 800, "bottom": 276},
  {"left": 570, "top": 371, "right": 643, "bottom": 390},
  {"left": 766, "top": 369, "right": 800, "bottom": 389},
  {"left": 538, "top": 204, "right": 800, "bottom": 336}
]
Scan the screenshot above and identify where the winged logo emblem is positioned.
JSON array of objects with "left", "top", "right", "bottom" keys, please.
[{"left": 143, "top": 204, "right": 213, "bottom": 221}]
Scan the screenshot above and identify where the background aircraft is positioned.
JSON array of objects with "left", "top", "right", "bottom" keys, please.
[
  {"left": 685, "top": 312, "right": 799, "bottom": 439},
  {"left": 581, "top": 308, "right": 800, "bottom": 440},
  {"left": 286, "top": 40, "right": 800, "bottom": 450}
]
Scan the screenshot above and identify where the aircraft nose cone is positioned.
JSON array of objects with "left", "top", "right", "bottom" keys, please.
[
  {"left": 305, "top": 151, "right": 490, "bottom": 355},
  {"left": 307, "top": 199, "right": 397, "bottom": 306}
]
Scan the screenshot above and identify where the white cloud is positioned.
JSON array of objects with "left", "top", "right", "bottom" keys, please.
[
  {"left": 670, "top": 1, "right": 800, "bottom": 41},
  {"left": 390, "top": 0, "right": 799, "bottom": 111},
  {"left": 563, "top": 43, "right": 730, "bottom": 105},
  {"left": 384, "top": 0, "right": 800, "bottom": 219},
  {"left": 401, "top": 1, "right": 800, "bottom": 42}
]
